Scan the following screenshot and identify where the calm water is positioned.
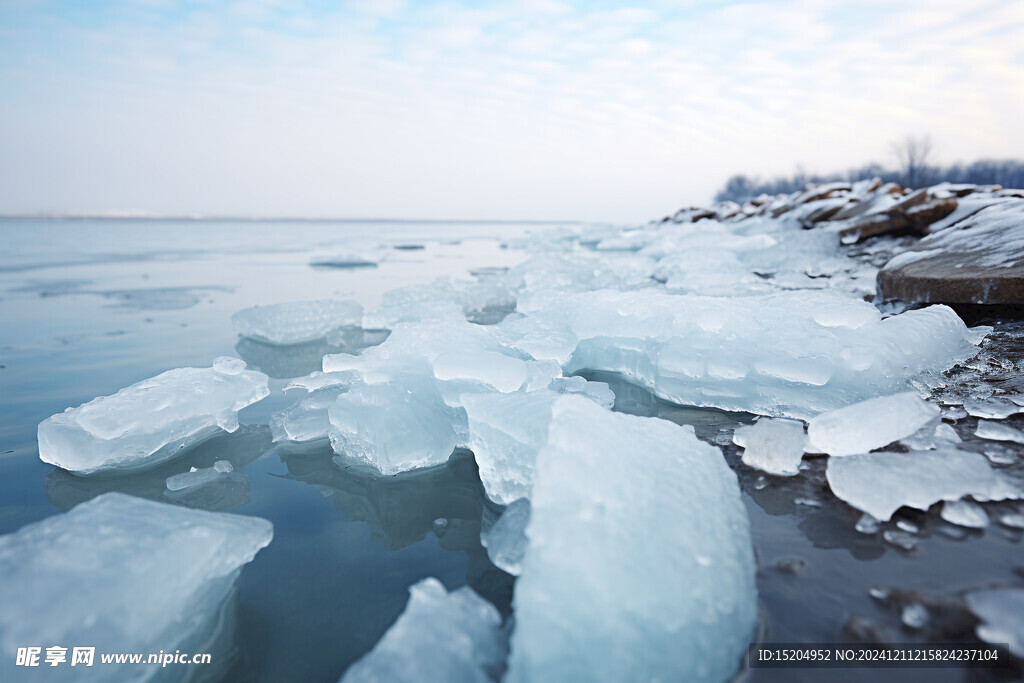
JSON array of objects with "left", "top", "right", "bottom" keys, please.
[{"left": 0, "top": 219, "right": 1021, "bottom": 682}]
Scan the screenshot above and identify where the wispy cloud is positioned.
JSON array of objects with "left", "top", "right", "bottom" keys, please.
[{"left": 0, "top": 0, "right": 1021, "bottom": 220}]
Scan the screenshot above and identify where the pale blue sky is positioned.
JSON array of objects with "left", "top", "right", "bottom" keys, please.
[{"left": 1, "top": 0, "right": 1021, "bottom": 221}]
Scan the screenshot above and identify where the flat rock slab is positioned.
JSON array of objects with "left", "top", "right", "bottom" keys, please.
[{"left": 877, "top": 201, "right": 1024, "bottom": 304}]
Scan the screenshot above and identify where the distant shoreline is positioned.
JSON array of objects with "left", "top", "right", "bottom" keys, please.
[{"left": 0, "top": 214, "right": 582, "bottom": 225}]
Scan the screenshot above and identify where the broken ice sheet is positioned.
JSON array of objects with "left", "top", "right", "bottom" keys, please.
[
  {"left": 0, "top": 493, "right": 272, "bottom": 678},
  {"left": 826, "top": 448, "right": 1021, "bottom": 521},
  {"left": 340, "top": 578, "right": 506, "bottom": 683},
  {"left": 732, "top": 417, "right": 806, "bottom": 476},
  {"left": 507, "top": 396, "right": 757, "bottom": 683},
  {"left": 807, "top": 392, "right": 939, "bottom": 457},
  {"left": 38, "top": 360, "right": 269, "bottom": 476}
]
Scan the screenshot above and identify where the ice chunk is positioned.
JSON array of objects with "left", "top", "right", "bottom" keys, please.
[
  {"left": 212, "top": 356, "right": 247, "bottom": 375},
  {"left": 510, "top": 289, "right": 982, "bottom": 420},
  {"left": 340, "top": 578, "right": 506, "bottom": 683},
  {"left": 231, "top": 300, "right": 363, "bottom": 345},
  {"left": 826, "top": 448, "right": 1021, "bottom": 521},
  {"left": 481, "top": 498, "right": 530, "bottom": 576},
  {"left": 901, "top": 604, "right": 929, "bottom": 630},
  {"left": 0, "top": 493, "right": 272, "bottom": 679},
  {"left": 966, "top": 589, "right": 1024, "bottom": 658},
  {"left": 964, "top": 398, "right": 1023, "bottom": 419},
  {"left": 507, "top": 396, "right": 757, "bottom": 682},
  {"left": 807, "top": 393, "right": 939, "bottom": 457},
  {"left": 38, "top": 361, "right": 270, "bottom": 476},
  {"left": 733, "top": 418, "right": 807, "bottom": 476},
  {"left": 855, "top": 513, "right": 880, "bottom": 534},
  {"left": 271, "top": 386, "right": 347, "bottom": 443},
  {"left": 976, "top": 419, "right": 1024, "bottom": 445},
  {"left": 462, "top": 391, "right": 558, "bottom": 505},
  {"left": 166, "top": 459, "right": 234, "bottom": 491},
  {"left": 329, "top": 373, "right": 462, "bottom": 475},
  {"left": 547, "top": 376, "right": 615, "bottom": 408},
  {"left": 940, "top": 499, "right": 989, "bottom": 528}
]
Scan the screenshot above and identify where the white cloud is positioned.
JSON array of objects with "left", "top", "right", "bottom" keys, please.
[{"left": 0, "top": 0, "right": 1021, "bottom": 220}]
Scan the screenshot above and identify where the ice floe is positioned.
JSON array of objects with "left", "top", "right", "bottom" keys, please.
[
  {"left": 0, "top": 493, "right": 272, "bottom": 679},
  {"left": 38, "top": 360, "right": 269, "bottom": 476},
  {"left": 966, "top": 588, "right": 1024, "bottom": 658},
  {"left": 807, "top": 392, "right": 940, "bottom": 457},
  {"left": 231, "top": 300, "right": 363, "bottom": 346},
  {"left": 826, "top": 448, "right": 1021, "bottom": 521}
]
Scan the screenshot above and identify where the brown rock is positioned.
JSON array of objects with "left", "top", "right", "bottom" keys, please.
[
  {"left": 837, "top": 212, "right": 911, "bottom": 244},
  {"left": 906, "top": 197, "right": 958, "bottom": 232}
]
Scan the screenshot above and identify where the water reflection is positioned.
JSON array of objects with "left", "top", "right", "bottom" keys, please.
[
  {"left": 44, "top": 425, "right": 274, "bottom": 512},
  {"left": 276, "top": 444, "right": 515, "bottom": 615},
  {"left": 235, "top": 329, "right": 390, "bottom": 379}
]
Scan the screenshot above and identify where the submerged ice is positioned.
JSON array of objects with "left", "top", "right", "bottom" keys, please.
[
  {"left": 38, "top": 360, "right": 269, "bottom": 476},
  {"left": 232, "top": 300, "right": 363, "bottom": 346}
]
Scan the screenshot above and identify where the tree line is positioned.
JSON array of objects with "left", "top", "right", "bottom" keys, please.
[{"left": 714, "top": 137, "right": 1024, "bottom": 204}]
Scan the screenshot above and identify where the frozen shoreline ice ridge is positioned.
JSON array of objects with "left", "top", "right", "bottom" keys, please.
[{"left": 38, "top": 359, "right": 269, "bottom": 476}]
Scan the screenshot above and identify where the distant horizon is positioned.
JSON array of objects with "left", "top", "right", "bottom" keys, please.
[{"left": 0, "top": 211, "right": 588, "bottom": 224}]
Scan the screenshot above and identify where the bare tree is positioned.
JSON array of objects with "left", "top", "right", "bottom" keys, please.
[{"left": 890, "top": 135, "right": 933, "bottom": 188}]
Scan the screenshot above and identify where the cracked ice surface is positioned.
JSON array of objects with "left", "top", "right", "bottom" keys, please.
[
  {"left": 0, "top": 493, "right": 272, "bottom": 679},
  {"left": 340, "top": 578, "right": 506, "bottom": 683},
  {"left": 38, "top": 360, "right": 269, "bottom": 476},
  {"left": 826, "top": 448, "right": 1021, "bottom": 521},
  {"left": 507, "top": 396, "right": 757, "bottom": 683}
]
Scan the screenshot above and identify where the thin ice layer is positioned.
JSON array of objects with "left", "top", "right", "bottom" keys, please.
[
  {"left": 0, "top": 493, "right": 272, "bottom": 680},
  {"left": 507, "top": 289, "right": 982, "bottom": 420},
  {"left": 38, "top": 360, "right": 270, "bottom": 476},
  {"left": 507, "top": 396, "right": 757, "bottom": 682},
  {"left": 231, "top": 300, "right": 363, "bottom": 345},
  {"left": 826, "top": 448, "right": 1021, "bottom": 521},
  {"left": 733, "top": 418, "right": 807, "bottom": 476},
  {"left": 807, "top": 392, "right": 940, "bottom": 457},
  {"left": 340, "top": 578, "right": 506, "bottom": 683}
]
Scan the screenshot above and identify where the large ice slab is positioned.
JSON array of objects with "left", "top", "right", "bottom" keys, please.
[
  {"left": 507, "top": 289, "right": 982, "bottom": 420},
  {"left": 807, "top": 392, "right": 940, "bottom": 457},
  {"left": 507, "top": 396, "right": 757, "bottom": 682},
  {"left": 231, "top": 300, "right": 363, "bottom": 346},
  {"left": 0, "top": 493, "right": 272, "bottom": 681},
  {"left": 38, "top": 360, "right": 270, "bottom": 476},
  {"left": 826, "top": 448, "right": 1021, "bottom": 521},
  {"left": 340, "top": 578, "right": 506, "bottom": 683}
]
